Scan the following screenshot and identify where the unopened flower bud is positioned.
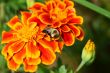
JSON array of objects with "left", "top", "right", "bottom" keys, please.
[
  {"left": 81, "top": 39, "right": 95, "bottom": 64},
  {"left": 75, "top": 39, "right": 95, "bottom": 73}
]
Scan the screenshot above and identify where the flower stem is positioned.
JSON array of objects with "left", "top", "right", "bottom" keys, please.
[{"left": 74, "top": 61, "right": 85, "bottom": 73}]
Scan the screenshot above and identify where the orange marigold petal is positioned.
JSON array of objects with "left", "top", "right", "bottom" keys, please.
[
  {"left": 28, "top": 22, "right": 38, "bottom": 31},
  {"left": 39, "top": 13, "right": 53, "bottom": 24},
  {"left": 23, "top": 61, "right": 37, "bottom": 72},
  {"left": 2, "top": 31, "right": 18, "bottom": 44},
  {"left": 1, "top": 42, "right": 14, "bottom": 58},
  {"left": 67, "top": 7, "right": 76, "bottom": 15},
  {"left": 64, "top": 0, "right": 74, "bottom": 7},
  {"left": 29, "top": 2, "right": 45, "bottom": 11},
  {"left": 61, "top": 25, "right": 70, "bottom": 32},
  {"left": 13, "top": 22, "right": 23, "bottom": 30},
  {"left": 58, "top": 41, "right": 64, "bottom": 51},
  {"left": 49, "top": 40, "right": 60, "bottom": 52},
  {"left": 38, "top": 44, "right": 56, "bottom": 65},
  {"left": 26, "top": 40, "right": 40, "bottom": 58},
  {"left": 8, "top": 58, "right": 20, "bottom": 71},
  {"left": 38, "top": 39, "right": 52, "bottom": 49},
  {"left": 28, "top": 16, "right": 46, "bottom": 30},
  {"left": 7, "top": 16, "right": 23, "bottom": 31},
  {"left": 62, "top": 31, "right": 75, "bottom": 46},
  {"left": 38, "top": 39, "right": 60, "bottom": 52},
  {"left": 6, "top": 54, "right": 12, "bottom": 61},
  {"left": 77, "top": 27, "right": 84, "bottom": 41},
  {"left": 52, "top": 22, "right": 61, "bottom": 28},
  {"left": 8, "top": 40, "right": 25, "bottom": 56},
  {"left": 13, "top": 47, "right": 26, "bottom": 64},
  {"left": 69, "top": 16, "right": 83, "bottom": 24},
  {"left": 44, "top": 35, "right": 51, "bottom": 41},
  {"left": 46, "top": 1, "right": 54, "bottom": 11},
  {"left": 36, "top": 31, "right": 45, "bottom": 41},
  {"left": 24, "top": 58, "right": 41, "bottom": 65},
  {"left": 7, "top": 16, "right": 20, "bottom": 28},
  {"left": 57, "top": 1, "right": 66, "bottom": 10},
  {"left": 21, "top": 11, "right": 31, "bottom": 24},
  {"left": 68, "top": 25, "right": 80, "bottom": 37}
]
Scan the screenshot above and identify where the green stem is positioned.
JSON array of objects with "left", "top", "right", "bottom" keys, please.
[
  {"left": 74, "top": 61, "right": 85, "bottom": 73},
  {"left": 74, "top": 0, "right": 110, "bottom": 19}
]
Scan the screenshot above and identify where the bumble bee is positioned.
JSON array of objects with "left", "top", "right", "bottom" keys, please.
[{"left": 43, "top": 27, "right": 61, "bottom": 40}]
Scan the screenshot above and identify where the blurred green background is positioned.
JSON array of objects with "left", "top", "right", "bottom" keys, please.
[{"left": 0, "top": 0, "right": 110, "bottom": 73}]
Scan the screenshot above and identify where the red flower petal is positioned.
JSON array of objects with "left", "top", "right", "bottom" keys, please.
[
  {"left": 38, "top": 39, "right": 52, "bottom": 49},
  {"left": 64, "top": 0, "right": 74, "bottom": 7},
  {"left": 67, "top": 7, "right": 76, "bottom": 15},
  {"left": 39, "top": 13, "right": 53, "bottom": 24},
  {"left": 62, "top": 31, "right": 75, "bottom": 46},
  {"left": 58, "top": 41, "right": 64, "bottom": 51},
  {"left": 38, "top": 39, "right": 60, "bottom": 52},
  {"left": 57, "top": 1, "right": 66, "bottom": 10},
  {"left": 44, "top": 35, "right": 51, "bottom": 41},
  {"left": 6, "top": 54, "right": 12, "bottom": 61},
  {"left": 69, "top": 16, "right": 83, "bottom": 24},
  {"left": 14, "top": 22, "right": 23, "bottom": 30},
  {"left": 52, "top": 22, "right": 61, "bottom": 28},
  {"left": 1, "top": 42, "right": 14, "bottom": 58},
  {"left": 7, "top": 16, "right": 23, "bottom": 31},
  {"left": 29, "top": 2, "right": 45, "bottom": 11},
  {"left": 26, "top": 40, "right": 40, "bottom": 58},
  {"left": 28, "top": 16, "right": 46, "bottom": 30},
  {"left": 7, "top": 16, "right": 20, "bottom": 27},
  {"left": 77, "top": 27, "right": 84, "bottom": 41},
  {"left": 8, "top": 58, "right": 20, "bottom": 71},
  {"left": 2, "top": 31, "right": 18, "bottom": 44},
  {"left": 21, "top": 12, "right": 31, "bottom": 24},
  {"left": 24, "top": 58, "right": 41, "bottom": 65},
  {"left": 68, "top": 25, "right": 80, "bottom": 37},
  {"left": 23, "top": 61, "right": 37, "bottom": 72},
  {"left": 8, "top": 40, "right": 25, "bottom": 56},
  {"left": 49, "top": 40, "right": 60, "bottom": 52},
  {"left": 38, "top": 44, "right": 56, "bottom": 65},
  {"left": 61, "top": 25, "right": 70, "bottom": 32},
  {"left": 46, "top": 1, "right": 54, "bottom": 11},
  {"left": 13, "top": 47, "right": 26, "bottom": 64}
]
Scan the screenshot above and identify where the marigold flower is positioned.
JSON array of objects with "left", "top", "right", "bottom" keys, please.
[
  {"left": 1, "top": 12, "right": 62, "bottom": 72},
  {"left": 29, "top": 0, "right": 84, "bottom": 46}
]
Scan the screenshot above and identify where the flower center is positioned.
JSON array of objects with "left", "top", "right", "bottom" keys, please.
[
  {"left": 18, "top": 25, "right": 38, "bottom": 42},
  {"left": 50, "top": 7, "right": 67, "bottom": 21}
]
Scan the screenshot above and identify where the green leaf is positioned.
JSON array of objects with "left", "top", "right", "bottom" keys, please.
[
  {"left": 50, "top": 70, "right": 55, "bottom": 73},
  {"left": 68, "top": 69, "right": 73, "bottom": 73},
  {"left": 59, "top": 65, "right": 67, "bottom": 73},
  {"left": 74, "top": 0, "right": 110, "bottom": 19},
  {"left": 57, "top": 57, "right": 62, "bottom": 68},
  {"left": 37, "top": 65, "right": 50, "bottom": 73}
]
